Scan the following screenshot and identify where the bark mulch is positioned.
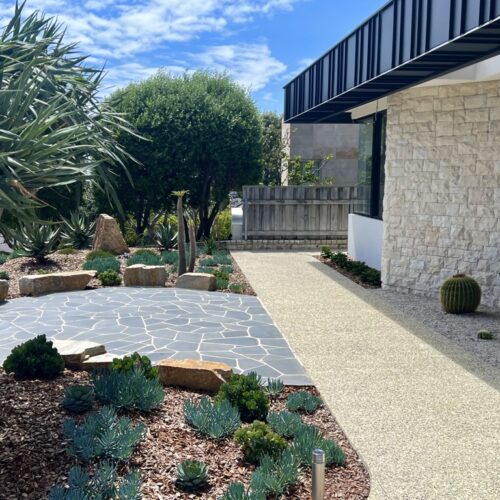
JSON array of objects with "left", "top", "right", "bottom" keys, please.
[
  {"left": 0, "top": 248, "right": 254, "bottom": 300},
  {"left": 0, "top": 370, "right": 370, "bottom": 499},
  {"left": 317, "top": 255, "right": 381, "bottom": 290}
]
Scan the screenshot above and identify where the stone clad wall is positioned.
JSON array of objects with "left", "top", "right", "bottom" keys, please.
[{"left": 382, "top": 80, "right": 500, "bottom": 309}]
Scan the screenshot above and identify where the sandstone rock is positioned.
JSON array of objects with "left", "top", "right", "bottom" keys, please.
[
  {"left": 92, "top": 213, "right": 128, "bottom": 254},
  {"left": 176, "top": 272, "right": 216, "bottom": 291},
  {"left": 0, "top": 280, "right": 8, "bottom": 301},
  {"left": 51, "top": 339, "right": 106, "bottom": 369},
  {"left": 124, "top": 264, "right": 166, "bottom": 287},
  {"left": 157, "top": 359, "right": 232, "bottom": 392},
  {"left": 19, "top": 271, "right": 96, "bottom": 296},
  {"left": 82, "top": 353, "right": 120, "bottom": 371}
]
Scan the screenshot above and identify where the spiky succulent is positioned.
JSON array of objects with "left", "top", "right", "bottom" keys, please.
[
  {"left": 184, "top": 396, "right": 240, "bottom": 439},
  {"left": 263, "top": 378, "right": 285, "bottom": 397},
  {"left": 267, "top": 411, "right": 303, "bottom": 438},
  {"left": 175, "top": 460, "right": 209, "bottom": 492},
  {"left": 286, "top": 391, "right": 322, "bottom": 413},
  {"left": 218, "top": 482, "right": 265, "bottom": 500},
  {"left": 63, "top": 385, "right": 95, "bottom": 414},
  {"left": 60, "top": 212, "right": 96, "bottom": 249}
]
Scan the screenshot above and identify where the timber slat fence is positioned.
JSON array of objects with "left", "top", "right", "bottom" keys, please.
[{"left": 242, "top": 185, "right": 360, "bottom": 240}]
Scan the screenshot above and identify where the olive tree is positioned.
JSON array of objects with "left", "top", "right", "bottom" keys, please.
[{"left": 106, "top": 71, "right": 263, "bottom": 239}]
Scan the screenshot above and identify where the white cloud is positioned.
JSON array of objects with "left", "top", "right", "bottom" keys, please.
[{"left": 191, "top": 43, "right": 286, "bottom": 91}]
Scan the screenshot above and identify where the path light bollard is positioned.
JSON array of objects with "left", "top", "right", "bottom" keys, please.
[{"left": 312, "top": 448, "right": 325, "bottom": 500}]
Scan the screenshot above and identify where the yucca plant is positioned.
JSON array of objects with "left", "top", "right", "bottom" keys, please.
[
  {"left": 0, "top": 3, "right": 136, "bottom": 234},
  {"left": 9, "top": 223, "right": 60, "bottom": 260},
  {"left": 175, "top": 460, "right": 209, "bottom": 492},
  {"left": 60, "top": 212, "right": 96, "bottom": 249}
]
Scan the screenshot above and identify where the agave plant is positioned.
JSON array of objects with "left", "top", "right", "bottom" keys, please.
[
  {"left": 154, "top": 223, "right": 177, "bottom": 250},
  {"left": 60, "top": 212, "right": 96, "bottom": 249},
  {"left": 0, "top": 4, "right": 137, "bottom": 233},
  {"left": 10, "top": 223, "right": 60, "bottom": 260},
  {"left": 176, "top": 460, "right": 209, "bottom": 492}
]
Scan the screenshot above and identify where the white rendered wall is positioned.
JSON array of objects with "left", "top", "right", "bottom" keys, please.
[{"left": 348, "top": 214, "right": 384, "bottom": 271}]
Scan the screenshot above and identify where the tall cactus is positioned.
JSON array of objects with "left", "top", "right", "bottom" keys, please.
[
  {"left": 440, "top": 274, "right": 481, "bottom": 314},
  {"left": 188, "top": 221, "right": 196, "bottom": 273},
  {"left": 172, "top": 191, "right": 187, "bottom": 276}
]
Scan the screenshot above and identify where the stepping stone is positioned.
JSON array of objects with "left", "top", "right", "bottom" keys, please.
[{"left": 51, "top": 339, "right": 106, "bottom": 368}]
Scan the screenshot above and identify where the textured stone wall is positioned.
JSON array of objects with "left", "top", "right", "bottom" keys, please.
[{"left": 382, "top": 81, "right": 500, "bottom": 309}]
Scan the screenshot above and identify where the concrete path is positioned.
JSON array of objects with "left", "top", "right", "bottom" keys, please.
[{"left": 232, "top": 250, "right": 500, "bottom": 500}]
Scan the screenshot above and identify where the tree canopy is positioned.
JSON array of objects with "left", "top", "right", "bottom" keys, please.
[
  {"left": 260, "top": 112, "right": 285, "bottom": 186},
  {"left": 103, "top": 71, "right": 263, "bottom": 238}
]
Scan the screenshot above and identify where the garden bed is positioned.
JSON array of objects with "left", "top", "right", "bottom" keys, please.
[
  {"left": 0, "top": 247, "right": 254, "bottom": 300},
  {"left": 0, "top": 369, "right": 370, "bottom": 499}
]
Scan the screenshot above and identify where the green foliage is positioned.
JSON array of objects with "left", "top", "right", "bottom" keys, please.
[
  {"left": 86, "top": 250, "right": 114, "bottom": 261},
  {"left": 161, "top": 250, "right": 179, "bottom": 266},
  {"left": 287, "top": 391, "right": 322, "bottom": 413},
  {"left": 250, "top": 448, "right": 301, "bottom": 497},
  {"left": 61, "top": 212, "right": 96, "bottom": 249},
  {"left": 261, "top": 112, "right": 286, "bottom": 186},
  {"left": 292, "top": 425, "right": 346, "bottom": 467},
  {"left": 0, "top": 4, "right": 135, "bottom": 228},
  {"left": 228, "top": 283, "right": 244, "bottom": 294},
  {"left": 216, "top": 277, "right": 230, "bottom": 290},
  {"left": 99, "top": 270, "right": 122, "bottom": 287},
  {"left": 286, "top": 154, "right": 334, "bottom": 186},
  {"left": 321, "top": 246, "right": 333, "bottom": 259},
  {"left": 92, "top": 367, "right": 164, "bottom": 412},
  {"left": 477, "top": 330, "right": 495, "bottom": 340},
  {"left": 0, "top": 253, "right": 7, "bottom": 264},
  {"left": 440, "top": 274, "right": 482, "bottom": 314},
  {"left": 124, "top": 227, "right": 140, "bottom": 247},
  {"left": 213, "top": 251, "right": 232, "bottom": 265},
  {"left": 83, "top": 257, "right": 120, "bottom": 276},
  {"left": 203, "top": 236, "right": 218, "bottom": 255},
  {"left": 264, "top": 379, "right": 285, "bottom": 397},
  {"left": 176, "top": 460, "right": 209, "bottom": 492},
  {"left": 127, "top": 251, "right": 162, "bottom": 267},
  {"left": 196, "top": 266, "right": 216, "bottom": 274},
  {"left": 0, "top": 270, "right": 9, "bottom": 280},
  {"left": 211, "top": 208, "right": 232, "bottom": 241},
  {"left": 184, "top": 396, "right": 240, "bottom": 439},
  {"left": 58, "top": 247, "right": 77, "bottom": 255},
  {"left": 155, "top": 223, "right": 177, "bottom": 250},
  {"left": 220, "top": 265, "right": 234, "bottom": 274},
  {"left": 48, "top": 462, "right": 141, "bottom": 500},
  {"left": 3, "top": 335, "right": 64, "bottom": 379},
  {"left": 218, "top": 482, "right": 264, "bottom": 500},
  {"left": 10, "top": 223, "right": 60, "bottom": 260},
  {"left": 111, "top": 353, "right": 159, "bottom": 380},
  {"left": 63, "top": 406, "right": 145, "bottom": 462},
  {"left": 234, "top": 421, "right": 287, "bottom": 464},
  {"left": 327, "top": 252, "right": 382, "bottom": 287},
  {"left": 214, "top": 270, "right": 230, "bottom": 281},
  {"left": 63, "top": 385, "right": 95, "bottom": 414},
  {"left": 199, "top": 257, "right": 218, "bottom": 267},
  {"left": 267, "top": 411, "right": 303, "bottom": 439}
]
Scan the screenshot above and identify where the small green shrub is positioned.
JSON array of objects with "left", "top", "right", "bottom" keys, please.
[
  {"left": 216, "top": 277, "right": 229, "bottom": 290},
  {"left": 477, "top": 330, "right": 495, "bottom": 340},
  {"left": 218, "top": 482, "right": 262, "bottom": 500},
  {"left": 0, "top": 253, "right": 7, "bottom": 264},
  {"left": 360, "top": 268, "right": 382, "bottom": 286},
  {"left": 212, "top": 209, "right": 232, "bottom": 241},
  {"left": 228, "top": 283, "right": 244, "bottom": 294},
  {"left": 291, "top": 424, "right": 346, "bottom": 467},
  {"left": 199, "top": 257, "right": 218, "bottom": 267},
  {"left": 92, "top": 367, "right": 164, "bottom": 412},
  {"left": 0, "top": 270, "right": 10, "bottom": 280},
  {"left": 220, "top": 265, "right": 234, "bottom": 274},
  {"left": 83, "top": 256, "right": 120, "bottom": 276},
  {"left": 264, "top": 378, "right": 284, "bottom": 397},
  {"left": 287, "top": 391, "right": 322, "bottom": 413},
  {"left": 196, "top": 266, "right": 216, "bottom": 274},
  {"left": 330, "top": 252, "right": 349, "bottom": 267},
  {"left": 215, "top": 373, "right": 269, "bottom": 423},
  {"left": 86, "top": 249, "right": 114, "bottom": 261},
  {"left": 111, "top": 352, "right": 159, "bottom": 380},
  {"left": 99, "top": 270, "right": 122, "bottom": 286},
  {"left": 161, "top": 250, "right": 179, "bottom": 266},
  {"left": 63, "top": 406, "right": 145, "bottom": 462},
  {"left": 267, "top": 411, "right": 303, "bottom": 438},
  {"left": 124, "top": 227, "right": 140, "bottom": 247},
  {"left": 3, "top": 334, "right": 64, "bottom": 379},
  {"left": 48, "top": 462, "right": 141, "bottom": 500},
  {"left": 176, "top": 460, "right": 209, "bottom": 492},
  {"left": 203, "top": 236, "right": 218, "bottom": 255},
  {"left": 214, "top": 252, "right": 232, "bottom": 266},
  {"left": 320, "top": 246, "right": 333, "bottom": 259},
  {"left": 58, "top": 247, "right": 77, "bottom": 255},
  {"left": 234, "top": 421, "right": 287, "bottom": 464},
  {"left": 184, "top": 396, "right": 240, "bottom": 439},
  {"left": 250, "top": 448, "right": 301, "bottom": 497},
  {"left": 63, "top": 385, "right": 95, "bottom": 413},
  {"left": 127, "top": 251, "right": 162, "bottom": 267}
]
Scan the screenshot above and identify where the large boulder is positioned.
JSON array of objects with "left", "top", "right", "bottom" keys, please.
[
  {"left": 124, "top": 264, "right": 166, "bottom": 287},
  {"left": 19, "top": 271, "right": 96, "bottom": 296},
  {"left": 92, "top": 214, "right": 128, "bottom": 255},
  {"left": 157, "top": 359, "right": 232, "bottom": 392},
  {"left": 176, "top": 272, "right": 216, "bottom": 291},
  {"left": 0, "top": 279, "right": 8, "bottom": 301}
]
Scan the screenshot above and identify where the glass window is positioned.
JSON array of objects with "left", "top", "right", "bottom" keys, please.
[{"left": 354, "top": 119, "right": 373, "bottom": 215}]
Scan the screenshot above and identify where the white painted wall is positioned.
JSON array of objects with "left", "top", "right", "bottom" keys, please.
[{"left": 348, "top": 214, "right": 383, "bottom": 270}]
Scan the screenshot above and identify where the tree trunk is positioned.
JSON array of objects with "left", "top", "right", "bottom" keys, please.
[
  {"left": 188, "top": 222, "right": 196, "bottom": 272},
  {"left": 176, "top": 195, "right": 187, "bottom": 275}
]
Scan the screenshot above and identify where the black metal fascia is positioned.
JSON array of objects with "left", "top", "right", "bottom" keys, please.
[{"left": 284, "top": 0, "right": 500, "bottom": 124}]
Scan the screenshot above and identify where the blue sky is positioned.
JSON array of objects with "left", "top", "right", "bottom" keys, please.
[{"left": 1, "top": 0, "right": 386, "bottom": 111}]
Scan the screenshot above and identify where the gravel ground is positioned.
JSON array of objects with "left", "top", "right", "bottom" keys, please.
[
  {"left": 374, "top": 288, "right": 500, "bottom": 369},
  {"left": 0, "top": 370, "right": 369, "bottom": 499}
]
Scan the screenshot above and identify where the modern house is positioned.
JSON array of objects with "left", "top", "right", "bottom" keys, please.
[{"left": 284, "top": 0, "right": 500, "bottom": 309}]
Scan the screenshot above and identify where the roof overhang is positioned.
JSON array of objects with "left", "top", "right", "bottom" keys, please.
[{"left": 284, "top": 0, "right": 500, "bottom": 124}]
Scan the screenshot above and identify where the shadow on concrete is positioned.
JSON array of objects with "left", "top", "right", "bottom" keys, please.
[{"left": 308, "top": 257, "right": 500, "bottom": 393}]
